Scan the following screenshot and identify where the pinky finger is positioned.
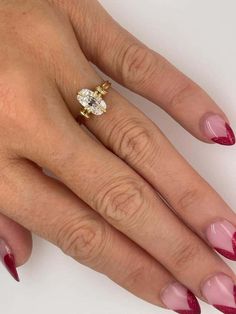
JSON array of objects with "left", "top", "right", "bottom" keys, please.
[
  {"left": 0, "top": 158, "right": 200, "bottom": 314},
  {"left": 0, "top": 212, "right": 32, "bottom": 281}
]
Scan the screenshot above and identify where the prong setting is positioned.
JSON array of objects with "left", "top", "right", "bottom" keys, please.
[{"left": 77, "top": 81, "right": 111, "bottom": 118}]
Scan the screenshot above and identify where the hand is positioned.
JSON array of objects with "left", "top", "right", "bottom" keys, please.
[{"left": 0, "top": 1, "right": 235, "bottom": 313}]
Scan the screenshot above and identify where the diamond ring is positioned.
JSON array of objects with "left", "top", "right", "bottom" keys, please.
[{"left": 77, "top": 81, "right": 111, "bottom": 119}]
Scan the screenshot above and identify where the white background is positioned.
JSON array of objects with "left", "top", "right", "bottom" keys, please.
[{"left": 1, "top": 1, "right": 236, "bottom": 313}]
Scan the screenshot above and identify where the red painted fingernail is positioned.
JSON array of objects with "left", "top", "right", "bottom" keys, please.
[
  {"left": 0, "top": 239, "right": 19, "bottom": 282},
  {"left": 161, "top": 282, "right": 201, "bottom": 314},
  {"left": 202, "top": 274, "right": 236, "bottom": 314},
  {"left": 206, "top": 220, "right": 236, "bottom": 261},
  {"left": 202, "top": 114, "right": 235, "bottom": 146}
]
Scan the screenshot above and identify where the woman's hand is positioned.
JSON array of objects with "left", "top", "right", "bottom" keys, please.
[{"left": 0, "top": 1, "right": 236, "bottom": 313}]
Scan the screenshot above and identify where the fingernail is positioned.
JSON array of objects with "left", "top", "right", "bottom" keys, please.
[
  {"left": 202, "top": 114, "right": 235, "bottom": 145},
  {"left": 206, "top": 220, "right": 236, "bottom": 261},
  {"left": 161, "top": 282, "right": 201, "bottom": 314},
  {"left": 202, "top": 274, "right": 236, "bottom": 314},
  {"left": 0, "top": 239, "right": 19, "bottom": 282}
]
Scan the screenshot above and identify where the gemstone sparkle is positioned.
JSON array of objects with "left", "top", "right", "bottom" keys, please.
[{"left": 77, "top": 89, "right": 107, "bottom": 116}]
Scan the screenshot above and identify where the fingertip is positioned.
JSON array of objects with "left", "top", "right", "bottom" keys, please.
[
  {"left": 14, "top": 231, "right": 33, "bottom": 267},
  {"left": 0, "top": 213, "right": 32, "bottom": 266},
  {"left": 200, "top": 113, "right": 236, "bottom": 146}
]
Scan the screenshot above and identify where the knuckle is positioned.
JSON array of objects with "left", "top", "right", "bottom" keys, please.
[
  {"left": 119, "top": 43, "right": 157, "bottom": 88},
  {"left": 55, "top": 215, "right": 107, "bottom": 265},
  {"left": 122, "top": 265, "right": 146, "bottom": 290},
  {"left": 121, "top": 259, "right": 158, "bottom": 292},
  {"left": 6, "top": 1, "right": 56, "bottom": 39},
  {"left": 97, "top": 176, "right": 147, "bottom": 228},
  {"left": 0, "top": 83, "right": 13, "bottom": 105},
  {"left": 168, "top": 81, "right": 199, "bottom": 110},
  {"left": 0, "top": 71, "right": 40, "bottom": 133},
  {"left": 1, "top": 1, "right": 64, "bottom": 68},
  {"left": 0, "top": 157, "right": 22, "bottom": 181},
  {"left": 0, "top": 80, "right": 27, "bottom": 146},
  {"left": 175, "top": 187, "right": 200, "bottom": 211},
  {"left": 170, "top": 239, "right": 199, "bottom": 272},
  {"left": 0, "top": 67, "right": 56, "bottom": 151},
  {"left": 109, "top": 117, "right": 158, "bottom": 167},
  {"left": 0, "top": 68, "right": 33, "bottom": 111}
]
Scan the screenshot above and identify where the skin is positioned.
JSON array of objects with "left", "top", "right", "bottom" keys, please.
[{"left": 0, "top": 0, "right": 235, "bottom": 310}]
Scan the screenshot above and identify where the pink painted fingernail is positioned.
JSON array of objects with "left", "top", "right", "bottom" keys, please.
[
  {"left": 206, "top": 220, "right": 236, "bottom": 261},
  {"left": 202, "top": 274, "right": 236, "bottom": 314},
  {"left": 202, "top": 114, "right": 235, "bottom": 145},
  {"left": 0, "top": 239, "right": 19, "bottom": 282},
  {"left": 161, "top": 282, "right": 201, "bottom": 314}
]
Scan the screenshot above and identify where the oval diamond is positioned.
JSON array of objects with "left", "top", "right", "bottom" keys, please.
[{"left": 77, "top": 89, "right": 107, "bottom": 116}]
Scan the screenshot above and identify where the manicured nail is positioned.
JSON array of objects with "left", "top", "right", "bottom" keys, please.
[
  {"left": 161, "top": 282, "right": 201, "bottom": 314},
  {"left": 202, "top": 274, "right": 236, "bottom": 314},
  {"left": 202, "top": 114, "right": 235, "bottom": 145},
  {"left": 0, "top": 239, "right": 19, "bottom": 282},
  {"left": 206, "top": 220, "right": 236, "bottom": 261}
]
